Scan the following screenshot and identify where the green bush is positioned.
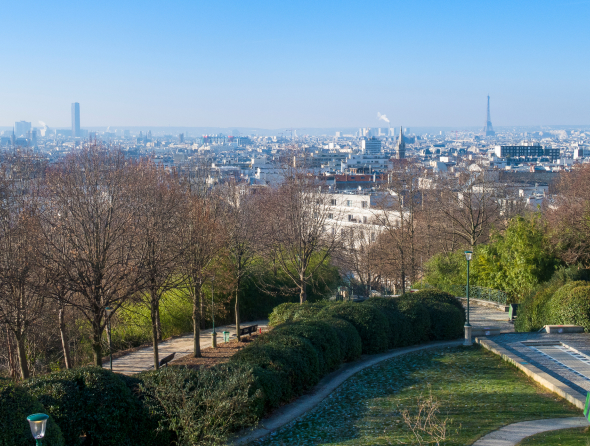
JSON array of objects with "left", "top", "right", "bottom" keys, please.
[
  {"left": 0, "top": 383, "right": 64, "bottom": 446},
  {"left": 363, "top": 297, "right": 404, "bottom": 348},
  {"left": 231, "top": 333, "right": 320, "bottom": 404},
  {"left": 426, "top": 302, "right": 465, "bottom": 340},
  {"left": 25, "top": 367, "right": 163, "bottom": 446},
  {"left": 516, "top": 267, "right": 590, "bottom": 332},
  {"left": 402, "top": 290, "right": 465, "bottom": 340},
  {"left": 555, "top": 285, "right": 590, "bottom": 331},
  {"left": 409, "top": 289, "right": 465, "bottom": 314},
  {"left": 273, "top": 320, "right": 342, "bottom": 374},
  {"left": 318, "top": 303, "right": 389, "bottom": 354},
  {"left": 268, "top": 302, "right": 299, "bottom": 326},
  {"left": 137, "top": 364, "right": 261, "bottom": 446},
  {"left": 322, "top": 317, "right": 362, "bottom": 361},
  {"left": 268, "top": 301, "right": 334, "bottom": 326},
  {"left": 397, "top": 296, "right": 432, "bottom": 344}
]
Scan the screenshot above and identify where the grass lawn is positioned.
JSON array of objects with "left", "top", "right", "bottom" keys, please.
[
  {"left": 517, "top": 427, "right": 590, "bottom": 445},
  {"left": 255, "top": 346, "right": 579, "bottom": 445}
]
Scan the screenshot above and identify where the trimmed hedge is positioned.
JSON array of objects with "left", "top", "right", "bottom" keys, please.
[
  {"left": 401, "top": 290, "right": 466, "bottom": 341},
  {"left": 317, "top": 302, "right": 389, "bottom": 354},
  {"left": 231, "top": 333, "right": 320, "bottom": 405},
  {"left": 272, "top": 320, "right": 342, "bottom": 374},
  {"left": 268, "top": 301, "right": 334, "bottom": 326},
  {"left": 396, "top": 295, "right": 432, "bottom": 344},
  {"left": 322, "top": 317, "right": 362, "bottom": 362},
  {"left": 363, "top": 297, "right": 413, "bottom": 348},
  {"left": 550, "top": 282, "right": 590, "bottom": 331},
  {"left": 0, "top": 382, "right": 65, "bottom": 446},
  {"left": 427, "top": 302, "right": 465, "bottom": 340},
  {"left": 25, "top": 367, "right": 164, "bottom": 446}
]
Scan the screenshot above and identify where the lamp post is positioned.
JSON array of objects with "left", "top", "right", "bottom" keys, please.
[
  {"left": 105, "top": 307, "right": 113, "bottom": 370},
  {"left": 464, "top": 251, "right": 473, "bottom": 346},
  {"left": 211, "top": 277, "right": 216, "bottom": 349},
  {"left": 27, "top": 413, "right": 49, "bottom": 446}
]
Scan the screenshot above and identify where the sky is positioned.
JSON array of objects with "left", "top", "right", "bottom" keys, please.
[{"left": 1, "top": 0, "right": 589, "bottom": 129}]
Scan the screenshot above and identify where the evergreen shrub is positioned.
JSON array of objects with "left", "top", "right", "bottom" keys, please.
[
  {"left": 396, "top": 296, "right": 432, "bottom": 344},
  {"left": 321, "top": 317, "right": 362, "bottom": 361},
  {"left": 272, "top": 320, "right": 342, "bottom": 374},
  {"left": 137, "top": 364, "right": 261, "bottom": 446},
  {"left": 231, "top": 333, "right": 320, "bottom": 403},
  {"left": 25, "top": 367, "right": 162, "bottom": 446},
  {"left": 0, "top": 382, "right": 64, "bottom": 446},
  {"left": 318, "top": 302, "right": 389, "bottom": 354}
]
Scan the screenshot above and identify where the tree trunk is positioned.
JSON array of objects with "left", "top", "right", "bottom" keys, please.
[
  {"left": 14, "top": 332, "right": 30, "bottom": 380},
  {"left": 155, "top": 304, "right": 162, "bottom": 341},
  {"left": 299, "top": 273, "right": 307, "bottom": 304},
  {"left": 235, "top": 285, "right": 241, "bottom": 342},
  {"left": 92, "top": 319, "right": 102, "bottom": 367},
  {"left": 5, "top": 326, "right": 16, "bottom": 379},
  {"left": 151, "top": 290, "right": 160, "bottom": 370},
  {"left": 58, "top": 306, "right": 72, "bottom": 369},
  {"left": 192, "top": 287, "right": 201, "bottom": 358}
]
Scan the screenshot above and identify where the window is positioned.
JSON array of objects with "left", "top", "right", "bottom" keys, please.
[
  {"left": 330, "top": 199, "right": 337, "bottom": 205},
  {"left": 363, "top": 216, "right": 368, "bottom": 223},
  {"left": 371, "top": 233, "right": 376, "bottom": 242},
  {"left": 348, "top": 214, "right": 354, "bottom": 222},
  {"left": 328, "top": 213, "right": 334, "bottom": 219},
  {"left": 346, "top": 200, "right": 352, "bottom": 206},
  {"left": 361, "top": 201, "right": 368, "bottom": 208}
]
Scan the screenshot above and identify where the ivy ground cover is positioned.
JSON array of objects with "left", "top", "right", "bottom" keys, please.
[
  {"left": 517, "top": 427, "right": 589, "bottom": 445},
  {"left": 254, "top": 346, "right": 579, "bottom": 445}
]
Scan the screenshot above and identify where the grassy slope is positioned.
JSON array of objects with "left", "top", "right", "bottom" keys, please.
[
  {"left": 257, "top": 346, "right": 579, "bottom": 446},
  {"left": 517, "top": 427, "right": 589, "bottom": 445}
]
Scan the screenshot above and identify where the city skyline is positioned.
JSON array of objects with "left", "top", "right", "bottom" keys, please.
[{"left": 1, "top": 1, "right": 589, "bottom": 128}]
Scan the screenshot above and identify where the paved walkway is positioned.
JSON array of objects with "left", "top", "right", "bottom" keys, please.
[
  {"left": 110, "top": 320, "right": 268, "bottom": 375},
  {"left": 473, "top": 417, "right": 588, "bottom": 445},
  {"left": 477, "top": 332, "right": 590, "bottom": 409},
  {"left": 467, "top": 301, "right": 514, "bottom": 333}
]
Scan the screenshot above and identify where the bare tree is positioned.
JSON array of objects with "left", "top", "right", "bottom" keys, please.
[
  {"left": 262, "top": 172, "right": 340, "bottom": 304},
  {"left": 220, "top": 183, "right": 260, "bottom": 340},
  {"left": 136, "top": 163, "right": 184, "bottom": 369},
  {"left": 39, "top": 147, "right": 146, "bottom": 367},
  {"left": 0, "top": 154, "right": 45, "bottom": 379},
  {"left": 545, "top": 164, "right": 590, "bottom": 266},
  {"left": 177, "top": 192, "right": 222, "bottom": 358}
]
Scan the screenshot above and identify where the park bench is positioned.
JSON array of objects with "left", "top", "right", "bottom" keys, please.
[
  {"left": 239, "top": 325, "right": 258, "bottom": 337},
  {"left": 159, "top": 352, "right": 175, "bottom": 367}
]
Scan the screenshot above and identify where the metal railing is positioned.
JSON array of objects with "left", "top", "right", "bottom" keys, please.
[{"left": 448, "top": 284, "right": 508, "bottom": 305}]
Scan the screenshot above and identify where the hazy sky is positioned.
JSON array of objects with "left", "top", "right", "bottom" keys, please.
[{"left": 2, "top": 0, "right": 589, "bottom": 129}]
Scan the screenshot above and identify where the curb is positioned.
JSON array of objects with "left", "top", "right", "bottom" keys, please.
[
  {"left": 475, "top": 337, "right": 586, "bottom": 409},
  {"left": 231, "top": 339, "right": 463, "bottom": 445}
]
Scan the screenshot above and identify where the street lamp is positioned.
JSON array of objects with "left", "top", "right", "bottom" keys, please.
[
  {"left": 105, "top": 307, "right": 114, "bottom": 370},
  {"left": 464, "top": 251, "right": 473, "bottom": 346},
  {"left": 27, "top": 413, "right": 49, "bottom": 445},
  {"left": 211, "top": 277, "right": 216, "bottom": 349}
]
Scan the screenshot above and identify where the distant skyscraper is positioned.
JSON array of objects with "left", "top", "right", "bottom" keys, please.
[
  {"left": 71, "top": 102, "right": 80, "bottom": 137},
  {"left": 395, "top": 126, "right": 406, "bottom": 159},
  {"left": 14, "top": 121, "right": 31, "bottom": 137},
  {"left": 362, "top": 137, "right": 382, "bottom": 155},
  {"left": 482, "top": 95, "right": 495, "bottom": 137}
]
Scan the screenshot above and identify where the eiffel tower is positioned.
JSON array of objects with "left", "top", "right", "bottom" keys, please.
[{"left": 483, "top": 95, "right": 495, "bottom": 136}]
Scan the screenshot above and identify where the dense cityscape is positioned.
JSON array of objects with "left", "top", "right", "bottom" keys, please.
[{"left": 3, "top": 1, "right": 590, "bottom": 445}]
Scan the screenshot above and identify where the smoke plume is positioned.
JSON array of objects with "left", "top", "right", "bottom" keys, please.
[{"left": 377, "top": 112, "right": 390, "bottom": 123}]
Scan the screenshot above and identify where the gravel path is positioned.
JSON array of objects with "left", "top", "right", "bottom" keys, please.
[{"left": 110, "top": 320, "right": 268, "bottom": 375}]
